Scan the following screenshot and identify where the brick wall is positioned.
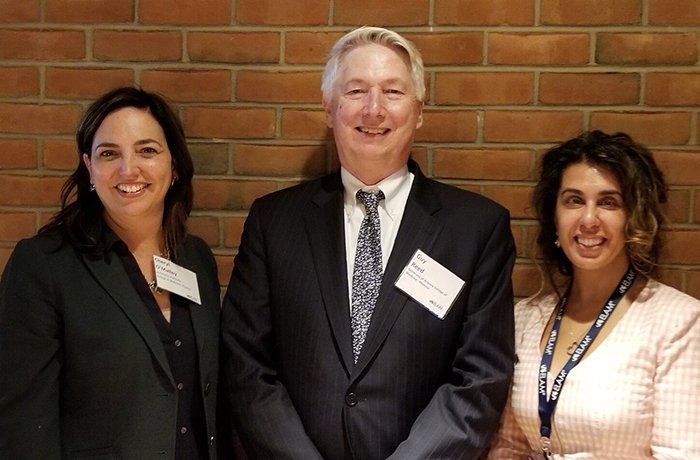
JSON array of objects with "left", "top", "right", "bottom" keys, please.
[{"left": 1, "top": 0, "right": 699, "bottom": 299}]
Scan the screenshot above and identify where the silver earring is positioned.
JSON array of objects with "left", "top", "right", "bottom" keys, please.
[
  {"left": 89, "top": 183, "right": 96, "bottom": 192},
  {"left": 170, "top": 176, "right": 177, "bottom": 187},
  {"left": 554, "top": 238, "right": 561, "bottom": 248}
]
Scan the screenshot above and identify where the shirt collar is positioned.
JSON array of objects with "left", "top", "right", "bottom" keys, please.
[{"left": 341, "top": 165, "right": 411, "bottom": 221}]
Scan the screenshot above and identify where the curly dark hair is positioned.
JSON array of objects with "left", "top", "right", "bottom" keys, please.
[
  {"left": 533, "top": 130, "right": 668, "bottom": 292},
  {"left": 39, "top": 86, "right": 194, "bottom": 256}
]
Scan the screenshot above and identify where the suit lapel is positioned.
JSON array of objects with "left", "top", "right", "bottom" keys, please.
[
  {"left": 82, "top": 252, "right": 174, "bottom": 385},
  {"left": 353, "top": 164, "right": 443, "bottom": 375},
  {"left": 304, "top": 173, "right": 355, "bottom": 374}
]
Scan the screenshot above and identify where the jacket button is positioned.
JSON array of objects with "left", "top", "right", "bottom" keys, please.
[
  {"left": 210, "top": 435, "right": 215, "bottom": 446},
  {"left": 204, "top": 382, "right": 211, "bottom": 395},
  {"left": 345, "top": 392, "right": 358, "bottom": 407}
]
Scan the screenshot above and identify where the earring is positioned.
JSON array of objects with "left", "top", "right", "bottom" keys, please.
[
  {"left": 170, "top": 176, "right": 177, "bottom": 187},
  {"left": 554, "top": 238, "right": 561, "bottom": 248},
  {"left": 89, "top": 183, "right": 96, "bottom": 192}
]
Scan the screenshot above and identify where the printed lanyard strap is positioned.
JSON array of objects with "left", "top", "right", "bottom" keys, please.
[{"left": 537, "top": 266, "right": 637, "bottom": 454}]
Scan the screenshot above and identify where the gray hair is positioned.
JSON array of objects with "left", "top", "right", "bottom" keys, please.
[{"left": 321, "top": 26, "right": 425, "bottom": 102}]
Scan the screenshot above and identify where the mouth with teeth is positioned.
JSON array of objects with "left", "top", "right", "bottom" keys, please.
[
  {"left": 575, "top": 236, "right": 604, "bottom": 248},
  {"left": 357, "top": 127, "right": 390, "bottom": 135},
  {"left": 116, "top": 183, "right": 148, "bottom": 194}
]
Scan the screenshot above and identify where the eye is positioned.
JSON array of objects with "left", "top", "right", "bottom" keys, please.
[
  {"left": 384, "top": 89, "right": 404, "bottom": 95},
  {"left": 562, "top": 194, "right": 584, "bottom": 206},
  {"left": 96, "top": 149, "right": 117, "bottom": 159},
  {"left": 139, "top": 146, "right": 159, "bottom": 155},
  {"left": 599, "top": 196, "right": 622, "bottom": 208},
  {"left": 344, "top": 89, "right": 366, "bottom": 99}
]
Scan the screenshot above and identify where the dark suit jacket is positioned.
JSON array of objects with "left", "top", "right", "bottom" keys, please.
[
  {"left": 222, "top": 161, "right": 515, "bottom": 460},
  {"left": 0, "top": 232, "right": 223, "bottom": 460}
]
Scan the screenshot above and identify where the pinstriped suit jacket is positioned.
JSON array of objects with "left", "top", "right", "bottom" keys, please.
[{"left": 222, "top": 161, "right": 515, "bottom": 460}]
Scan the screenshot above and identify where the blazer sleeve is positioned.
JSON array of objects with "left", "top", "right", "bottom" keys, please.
[
  {"left": 388, "top": 207, "right": 516, "bottom": 460},
  {"left": 0, "top": 239, "right": 62, "bottom": 459},
  {"left": 220, "top": 201, "right": 324, "bottom": 459}
]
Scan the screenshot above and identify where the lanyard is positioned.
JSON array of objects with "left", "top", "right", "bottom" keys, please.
[{"left": 537, "top": 266, "right": 637, "bottom": 458}]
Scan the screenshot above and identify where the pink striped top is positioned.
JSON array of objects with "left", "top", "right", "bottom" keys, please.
[{"left": 488, "top": 279, "right": 700, "bottom": 459}]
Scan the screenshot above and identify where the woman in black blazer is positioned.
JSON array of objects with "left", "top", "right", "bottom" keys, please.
[{"left": 0, "top": 87, "right": 225, "bottom": 459}]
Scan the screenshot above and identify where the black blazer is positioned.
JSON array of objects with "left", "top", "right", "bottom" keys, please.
[
  {"left": 222, "top": 162, "right": 516, "bottom": 459},
  {"left": 0, "top": 232, "right": 223, "bottom": 459}
]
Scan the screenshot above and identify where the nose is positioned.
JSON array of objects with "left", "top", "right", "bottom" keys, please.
[
  {"left": 580, "top": 203, "right": 600, "bottom": 230},
  {"left": 119, "top": 153, "right": 139, "bottom": 176},
  {"left": 363, "top": 88, "right": 385, "bottom": 118}
]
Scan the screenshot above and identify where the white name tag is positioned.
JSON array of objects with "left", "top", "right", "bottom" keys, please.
[
  {"left": 394, "top": 249, "right": 465, "bottom": 320},
  {"left": 153, "top": 255, "right": 202, "bottom": 305}
]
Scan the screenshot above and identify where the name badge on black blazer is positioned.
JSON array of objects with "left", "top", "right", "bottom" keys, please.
[
  {"left": 394, "top": 249, "right": 465, "bottom": 319},
  {"left": 153, "top": 255, "right": 202, "bottom": 304}
]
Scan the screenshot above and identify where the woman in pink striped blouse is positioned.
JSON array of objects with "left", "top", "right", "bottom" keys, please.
[{"left": 488, "top": 130, "right": 700, "bottom": 459}]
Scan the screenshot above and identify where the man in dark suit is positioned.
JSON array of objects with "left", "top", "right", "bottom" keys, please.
[{"left": 221, "top": 26, "right": 515, "bottom": 459}]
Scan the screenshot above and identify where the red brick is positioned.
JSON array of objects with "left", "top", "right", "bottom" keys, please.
[
  {"left": 0, "top": 0, "right": 40, "bottom": 22},
  {"left": 0, "top": 29, "right": 85, "bottom": 60},
  {"left": 237, "top": 71, "right": 321, "bottom": 103},
  {"left": 0, "top": 175, "right": 65, "bottom": 206},
  {"left": 665, "top": 230, "right": 700, "bottom": 264},
  {"left": 139, "top": 0, "right": 231, "bottom": 25},
  {"left": 0, "top": 212, "right": 35, "bottom": 242},
  {"left": 539, "top": 73, "right": 640, "bottom": 105},
  {"left": 188, "top": 216, "right": 220, "bottom": 246},
  {"left": 414, "top": 111, "right": 478, "bottom": 143},
  {"left": 649, "top": 0, "right": 700, "bottom": 25},
  {"left": 410, "top": 148, "right": 428, "bottom": 173},
  {"left": 281, "top": 109, "right": 329, "bottom": 140},
  {"left": 234, "top": 144, "right": 327, "bottom": 177},
  {"left": 223, "top": 216, "right": 246, "bottom": 248},
  {"left": 435, "top": 72, "right": 534, "bottom": 105},
  {"left": 193, "top": 179, "right": 277, "bottom": 211},
  {"left": 541, "top": 0, "right": 641, "bottom": 25},
  {"left": 483, "top": 184, "right": 534, "bottom": 218},
  {"left": 404, "top": 32, "right": 482, "bottom": 65},
  {"left": 286, "top": 32, "right": 345, "bottom": 65},
  {"left": 512, "top": 262, "right": 541, "bottom": 298},
  {"left": 489, "top": 33, "right": 589, "bottom": 65},
  {"left": 646, "top": 73, "right": 700, "bottom": 106},
  {"left": 433, "top": 149, "right": 531, "bottom": 180},
  {"left": 484, "top": 111, "right": 583, "bottom": 143},
  {"left": 597, "top": 33, "right": 698, "bottom": 65},
  {"left": 654, "top": 150, "right": 700, "bottom": 185},
  {"left": 236, "top": 0, "right": 328, "bottom": 25},
  {"left": 0, "top": 139, "right": 37, "bottom": 168},
  {"left": 141, "top": 70, "right": 232, "bottom": 102},
  {"left": 46, "top": 0, "right": 132, "bottom": 23},
  {"left": 93, "top": 30, "right": 182, "bottom": 61},
  {"left": 215, "top": 254, "right": 234, "bottom": 287},
  {"left": 687, "top": 271, "right": 700, "bottom": 300},
  {"left": 183, "top": 107, "right": 275, "bottom": 139},
  {"left": 43, "top": 139, "right": 78, "bottom": 171},
  {"left": 0, "top": 67, "right": 39, "bottom": 97},
  {"left": 189, "top": 143, "right": 229, "bottom": 175},
  {"left": 590, "top": 112, "right": 691, "bottom": 145},
  {"left": 663, "top": 189, "right": 690, "bottom": 223},
  {"left": 46, "top": 67, "right": 134, "bottom": 99},
  {"left": 435, "top": 0, "right": 535, "bottom": 25},
  {"left": 334, "top": 0, "right": 429, "bottom": 26},
  {"left": 189, "top": 32, "right": 280, "bottom": 64},
  {"left": 0, "top": 103, "right": 81, "bottom": 134}
]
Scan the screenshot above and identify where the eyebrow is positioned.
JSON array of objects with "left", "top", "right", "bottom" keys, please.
[
  {"left": 94, "top": 139, "right": 164, "bottom": 149},
  {"left": 560, "top": 188, "right": 622, "bottom": 196},
  {"left": 343, "top": 77, "right": 408, "bottom": 87}
]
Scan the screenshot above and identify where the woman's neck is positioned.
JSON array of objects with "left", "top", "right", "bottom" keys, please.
[{"left": 567, "top": 260, "right": 630, "bottom": 317}]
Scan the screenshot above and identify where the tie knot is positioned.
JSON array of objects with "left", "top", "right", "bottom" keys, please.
[{"left": 356, "top": 190, "right": 384, "bottom": 212}]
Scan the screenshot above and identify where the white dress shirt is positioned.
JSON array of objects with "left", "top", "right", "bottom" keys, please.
[{"left": 341, "top": 166, "right": 414, "bottom": 310}]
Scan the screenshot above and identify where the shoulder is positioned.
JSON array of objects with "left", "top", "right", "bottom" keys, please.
[
  {"left": 422, "top": 175, "right": 509, "bottom": 216},
  {"left": 640, "top": 279, "right": 700, "bottom": 328},
  {"left": 181, "top": 235, "right": 216, "bottom": 269}
]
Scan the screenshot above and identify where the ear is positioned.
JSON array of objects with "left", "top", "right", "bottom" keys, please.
[
  {"left": 415, "top": 100, "right": 424, "bottom": 130},
  {"left": 322, "top": 97, "right": 334, "bottom": 129},
  {"left": 82, "top": 153, "right": 92, "bottom": 178}
]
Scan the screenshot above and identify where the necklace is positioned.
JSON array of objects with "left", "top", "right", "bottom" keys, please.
[
  {"left": 565, "top": 328, "right": 589, "bottom": 355},
  {"left": 146, "top": 247, "right": 170, "bottom": 295}
]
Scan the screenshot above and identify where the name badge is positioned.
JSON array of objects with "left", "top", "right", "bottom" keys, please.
[
  {"left": 153, "top": 255, "right": 202, "bottom": 305},
  {"left": 394, "top": 249, "right": 465, "bottom": 320}
]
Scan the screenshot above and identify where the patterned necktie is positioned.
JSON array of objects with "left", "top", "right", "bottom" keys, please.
[{"left": 350, "top": 189, "right": 385, "bottom": 364}]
